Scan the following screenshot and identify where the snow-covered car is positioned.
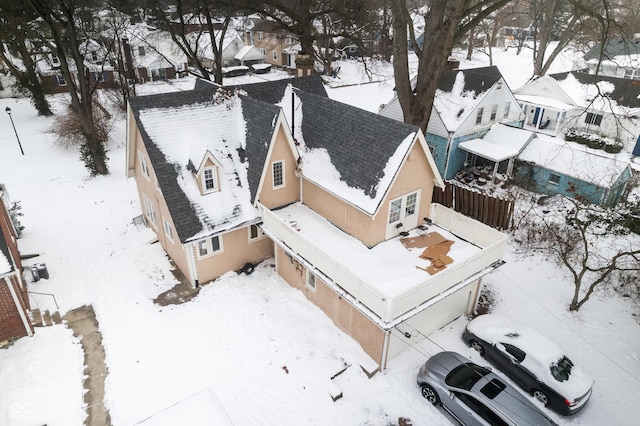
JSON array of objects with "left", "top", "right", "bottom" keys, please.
[
  {"left": 417, "top": 351, "right": 558, "bottom": 426},
  {"left": 462, "top": 314, "right": 593, "bottom": 416}
]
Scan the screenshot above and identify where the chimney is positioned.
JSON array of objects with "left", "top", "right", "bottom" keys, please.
[
  {"left": 295, "top": 49, "right": 314, "bottom": 77},
  {"left": 122, "top": 37, "right": 135, "bottom": 80},
  {"left": 445, "top": 57, "right": 460, "bottom": 71}
]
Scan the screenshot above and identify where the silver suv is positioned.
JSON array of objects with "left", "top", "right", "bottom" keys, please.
[{"left": 417, "top": 351, "right": 558, "bottom": 426}]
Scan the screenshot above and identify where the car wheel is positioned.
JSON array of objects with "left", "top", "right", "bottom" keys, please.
[
  {"left": 469, "top": 340, "right": 485, "bottom": 356},
  {"left": 421, "top": 385, "right": 440, "bottom": 405},
  {"left": 532, "top": 389, "right": 550, "bottom": 406}
]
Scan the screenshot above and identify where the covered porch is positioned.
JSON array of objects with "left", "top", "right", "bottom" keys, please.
[{"left": 516, "top": 94, "right": 574, "bottom": 135}]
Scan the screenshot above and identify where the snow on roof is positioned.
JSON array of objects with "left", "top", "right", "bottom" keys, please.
[
  {"left": 273, "top": 202, "right": 481, "bottom": 299},
  {"left": 277, "top": 86, "right": 417, "bottom": 215},
  {"left": 234, "top": 45, "right": 265, "bottom": 61},
  {"left": 137, "top": 93, "right": 258, "bottom": 241},
  {"left": 553, "top": 73, "right": 640, "bottom": 115},
  {"left": 459, "top": 123, "right": 534, "bottom": 162},
  {"left": 518, "top": 135, "right": 629, "bottom": 187},
  {"left": 514, "top": 93, "right": 575, "bottom": 110},
  {"left": 434, "top": 71, "right": 489, "bottom": 131},
  {"left": 467, "top": 314, "right": 593, "bottom": 400}
]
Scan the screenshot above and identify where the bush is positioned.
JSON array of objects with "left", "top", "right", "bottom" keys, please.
[
  {"left": 604, "top": 144, "right": 623, "bottom": 153},
  {"left": 587, "top": 139, "right": 606, "bottom": 149}
]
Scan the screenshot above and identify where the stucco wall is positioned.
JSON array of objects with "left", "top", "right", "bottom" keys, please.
[{"left": 258, "top": 125, "right": 300, "bottom": 209}]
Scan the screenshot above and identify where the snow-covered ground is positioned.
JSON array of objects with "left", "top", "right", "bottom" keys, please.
[{"left": 0, "top": 44, "right": 638, "bottom": 425}]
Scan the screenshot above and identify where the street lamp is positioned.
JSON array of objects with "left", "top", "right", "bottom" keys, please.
[{"left": 5, "top": 106, "right": 25, "bottom": 155}]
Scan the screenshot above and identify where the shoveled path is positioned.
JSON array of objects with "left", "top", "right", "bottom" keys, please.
[{"left": 63, "top": 304, "right": 112, "bottom": 426}]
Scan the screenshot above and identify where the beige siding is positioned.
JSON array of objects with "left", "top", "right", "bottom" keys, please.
[
  {"left": 258, "top": 125, "right": 300, "bottom": 209},
  {"left": 193, "top": 227, "right": 274, "bottom": 284},
  {"left": 301, "top": 140, "right": 436, "bottom": 247},
  {"left": 275, "top": 246, "right": 385, "bottom": 365}
]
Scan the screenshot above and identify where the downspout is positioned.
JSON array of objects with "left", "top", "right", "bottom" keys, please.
[
  {"left": 186, "top": 242, "right": 199, "bottom": 288},
  {"left": 291, "top": 90, "right": 295, "bottom": 141},
  {"left": 5, "top": 276, "right": 33, "bottom": 337},
  {"left": 380, "top": 329, "right": 391, "bottom": 370},
  {"left": 443, "top": 131, "right": 454, "bottom": 180}
]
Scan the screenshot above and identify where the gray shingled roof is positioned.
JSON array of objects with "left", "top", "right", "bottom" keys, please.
[
  {"left": 129, "top": 85, "right": 280, "bottom": 244},
  {"left": 438, "top": 66, "right": 503, "bottom": 95},
  {"left": 584, "top": 38, "right": 640, "bottom": 61},
  {"left": 294, "top": 88, "right": 420, "bottom": 200},
  {"left": 228, "top": 74, "right": 328, "bottom": 104},
  {"left": 550, "top": 71, "right": 640, "bottom": 109}
]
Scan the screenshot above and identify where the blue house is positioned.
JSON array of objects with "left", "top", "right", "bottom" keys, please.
[
  {"left": 381, "top": 66, "right": 526, "bottom": 180},
  {"left": 516, "top": 136, "right": 632, "bottom": 206}
]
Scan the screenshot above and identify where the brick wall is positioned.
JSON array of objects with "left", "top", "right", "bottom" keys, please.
[{"left": 0, "top": 276, "right": 32, "bottom": 341}]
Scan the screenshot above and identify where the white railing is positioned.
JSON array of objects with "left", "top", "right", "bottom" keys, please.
[{"left": 259, "top": 203, "right": 506, "bottom": 324}]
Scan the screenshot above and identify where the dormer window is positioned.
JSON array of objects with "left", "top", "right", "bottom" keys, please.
[
  {"left": 202, "top": 166, "right": 218, "bottom": 193},
  {"left": 51, "top": 54, "right": 60, "bottom": 66}
]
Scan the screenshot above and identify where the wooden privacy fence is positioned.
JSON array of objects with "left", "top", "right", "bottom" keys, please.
[{"left": 433, "top": 181, "right": 514, "bottom": 230}]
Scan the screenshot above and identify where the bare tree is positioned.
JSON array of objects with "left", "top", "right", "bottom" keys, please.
[
  {"left": 26, "top": 0, "right": 109, "bottom": 175},
  {"left": 513, "top": 195, "right": 640, "bottom": 311},
  {"left": 0, "top": 0, "right": 53, "bottom": 115},
  {"left": 391, "top": 0, "right": 511, "bottom": 132}
]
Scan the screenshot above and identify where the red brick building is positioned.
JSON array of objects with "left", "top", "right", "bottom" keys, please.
[{"left": 0, "top": 186, "right": 33, "bottom": 342}]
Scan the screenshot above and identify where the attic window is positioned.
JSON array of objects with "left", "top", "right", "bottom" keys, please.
[
  {"left": 138, "top": 46, "right": 145, "bottom": 56},
  {"left": 496, "top": 81, "right": 502, "bottom": 90},
  {"left": 476, "top": 107, "right": 484, "bottom": 125},
  {"left": 202, "top": 167, "right": 218, "bottom": 193},
  {"left": 457, "top": 108, "right": 464, "bottom": 118},
  {"left": 272, "top": 160, "right": 285, "bottom": 189}
]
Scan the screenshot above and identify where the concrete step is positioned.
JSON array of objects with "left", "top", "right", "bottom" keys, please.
[{"left": 30, "top": 309, "right": 62, "bottom": 327}]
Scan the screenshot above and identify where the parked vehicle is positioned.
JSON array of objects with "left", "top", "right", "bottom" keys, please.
[
  {"left": 417, "top": 351, "right": 558, "bottom": 426},
  {"left": 462, "top": 314, "right": 593, "bottom": 416}
]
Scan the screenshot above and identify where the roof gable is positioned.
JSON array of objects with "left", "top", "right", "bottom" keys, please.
[
  {"left": 278, "top": 86, "right": 429, "bottom": 214},
  {"left": 549, "top": 71, "right": 640, "bottom": 110},
  {"left": 129, "top": 88, "right": 280, "bottom": 243}
]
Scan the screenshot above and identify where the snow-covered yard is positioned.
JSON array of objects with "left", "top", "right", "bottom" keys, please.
[{"left": 0, "top": 44, "right": 639, "bottom": 425}]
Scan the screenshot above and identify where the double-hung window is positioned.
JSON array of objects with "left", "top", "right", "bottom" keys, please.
[
  {"left": 249, "top": 224, "right": 265, "bottom": 241},
  {"left": 503, "top": 102, "right": 511, "bottom": 118},
  {"left": 202, "top": 167, "right": 217, "bottom": 193},
  {"left": 490, "top": 105, "right": 498, "bottom": 121},
  {"left": 197, "top": 236, "right": 222, "bottom": 259},
  {"left": 476, "top": 108, "right": 484, "bottom": 124},
  {"left": 142, "top": 194, "right": 157, "bottom": 228},
  {"left": 138, "top": 150, "right": 150, "bottom": 178},
  {"left": 306, "top": 270, "right": 316, "bottom": 292},
  {"left": 162, "top": 218, "right": 174, "bottom": 243}
]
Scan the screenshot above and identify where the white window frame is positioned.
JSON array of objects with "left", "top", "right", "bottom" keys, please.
[
  {"left": 584, "top": 112, "right": 603, "bottom": 126},
  {"left": 306, "top": 269, "right": 316, "bottom": 292},
  {"left": 476, "top": 107, "right": 484, "bottom": 125},
  {"left": 142, "top": 194, "right": 157, "bottom": 228},
  {"left": 56, "top": 73, "right": 67, "bottom": 86},
  {"left": 272, "top": 51, "right": 278, "bottom": 61},
  {"left": 490, "top": 104, "right": 498, "bottom": 121},
  {"left": 548, "top": 173, "right": 561, "bottom": 185},
  {"left": 258, "top": 32, "right": 264, "bottom": 41},
  {"left": 503, "top": 102, "right": 511, "bottom": 118},
  {"left": 138, "top": 46, "right": 145, "bottom": 56},
  {"left": 162, "top": 217, "right": 174, "bottom": 244},
  {"left": 138, "top": 150, "right": 150, "bottom": 179},
  {"left": 202, "top": 166, "right": 218, "bottom": 193},
  {"left": 93, "top": 71, "right": 105, "bottom": 83},
  {"left": 272, "top": 160, "right": 285, "bottom": 189},
  {"left": 51, "top": 54, "right": 60, "bottom": 66},
  {"left": 197, "top": 235, "right": 223, "bottom": 259},
  {"left": 388, "top": 190, "right": 420, "bottom": 225},
  {"left": 258, "top": 48, "right": 266, "bottom": 55},
  {"left": 248, "top": 224, "right": 265, "bottom": 241}
]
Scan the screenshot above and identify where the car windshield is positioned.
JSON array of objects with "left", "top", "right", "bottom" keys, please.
[
  {"left": 550, "top": 356, "right": 573, "bottom": 382},
  {"left": 446, "top": 363, "right": 492, "bottom": 390}
]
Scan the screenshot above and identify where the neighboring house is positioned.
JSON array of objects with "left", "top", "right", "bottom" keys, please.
[
  {"left": 242, "top": 18, "right": 300, "bottom": 69},
  {"left": 36, "top": 39, "right": 117, "bottom": 94},
  {"left": 381, "top": 66, "right": 526, "bottom": 180},
  {"left": 188, "top": 32, "right": 254, "bottom": 69},
  {"left": 0, "top": 184, "right": 33, "bottom": 342},
  {"left": 514, "top": 71, "right": 640, "bottom": 153},
  {"left": 123, "top": 26, "right": 188, "bottom": 83},
  {"left": 584, "top": 37, "right": 640, "bottom": 80},
  {"left": 126, "top": 75, "right": 507, "bottom": 369},
  {"left": 516, "top": 136, "right": 632, "bottom": 206}
]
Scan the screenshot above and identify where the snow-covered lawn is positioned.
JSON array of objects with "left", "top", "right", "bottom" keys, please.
[{"left": 0, "top": 44, "right": 638, "bottom": 425}]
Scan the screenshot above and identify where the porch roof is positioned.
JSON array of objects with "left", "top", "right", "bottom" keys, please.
[
  {"left": 515, "top": 93, "right": 574, "bottom": 111},
  {"left": 458, "top": 138, "right": 519, "bottom": 162},
  {"left": 271, "top": 202, "right": 481, "bottom": 300}
]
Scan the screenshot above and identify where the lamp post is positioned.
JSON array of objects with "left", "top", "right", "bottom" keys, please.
[{"left": 5, "top": 106, "right": 25, "bottom": 155}]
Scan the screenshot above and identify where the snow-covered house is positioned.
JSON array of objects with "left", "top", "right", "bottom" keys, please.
[
  {"left": 514, "top": 71, "right": 640, "bottom": 154},
  {"left": 126, "top": 75, "right": 507, "bottom": 368},
  {"left": 242, "top": 18, "right": 299, "bottom": 69},
  {"left": 35, "top": 39, "right": 117, "bottom": 94},
  {"left": 584, "top": 37, "right": 640, "bottom": 80},
  {"left": 0, "top": 184, "right": 33, "bottom": 342},
  {"left": 123, "top": 26, "right": 188, "bottom": 83},
  {"left": 381, "top": 66, "right": 526, "bottom": 180},
  {"left": 515, "top": 136, "right": 632, "bottom": 206}
]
